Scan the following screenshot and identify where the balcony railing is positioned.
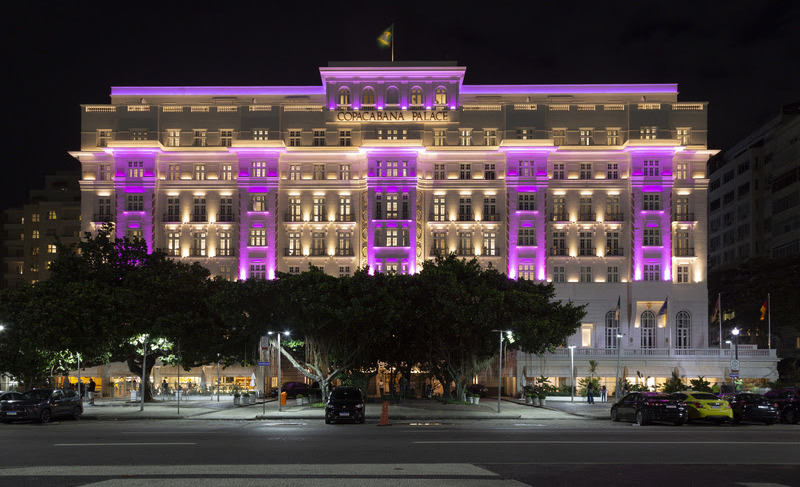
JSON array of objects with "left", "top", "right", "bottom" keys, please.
[
  {"left": 430, "top": 248, "right": 447, "bottom": 257},
  {"left": 284, "top": 248, "right": 302, "bottom": 256},
  {"left": 605, "top": 248, "right": 624, "bottom": 256},
  {"left": 335, "top": 248, "right": 353, "bottom": 256},
  {"left": 216, "top": 213, "right": 236, "bottom": 223},
  {"left": 429, "top": 213, "right": 448, "bottom": 222},
  {"left": 550, "top": 247, "right": 568, "bottom": 256},
  {"left": 163, "top": 213, "right": 181, "bottom": 223},
  {"left": 189, "top": 248, "right": 206, "bottom": 257},
  {"left": 578, "top": 212, "right": 596, "bottom": 222},
  {"left": 310, "top": 248, "right": 327, "bottom": 257},
  {"left": 457, "top": 214, "right": 473, "bottom": 222},
  {"left": 217, "top": 248, "right": 236, "bottom": 257},
  {"left": 336, "top": 213, "right": 355, "bottom": 222},
  {"left": 284, "top": 213, "right": 302, "bottom": 223},
  {"left": 605, "top": 212, "right": 624, "bottom": 221},
  {"left": 674, "top": 247, "right": 695, "bottom": 257},
  {"left": 673, "top": 212, "right": 695, "bottom": 221},
  {"left": 543, "top": 347, "right": 776, "bottom": 358},
  {"left": 93, "top": 214, "right": 114, "bottom": 223},
  {"left": 482, "top": 213, "right": 501, "bottom": 222},
  {"left": 482, "top": 247, "right": 499, "bottom": 256},
  {"left": 457, "top": 248, "right": 475, "bottom": 256},
  {"left": 550, "top": 212, "right": 568, "bottom": 222},
  {"left": 190, "top": 213, "right": 207, "bottom": 223},
  {"left": 578, "top": 247, "right": 596, "bottom": 256}
]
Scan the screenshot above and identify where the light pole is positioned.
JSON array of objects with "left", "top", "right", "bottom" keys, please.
[
  {"left": 614, "top": 333, "right": 624, "bottom": 402},
  {"left": 140, "top": 336, "right": 147, "bottom": 412},
  {"left": 568, "top": 345, "right": 575, "bottom": 402},
  {"left": 491, "top": 330, "right": 510, "bottom": 414},
  {"left": 216, "top": 353, "right": 220, "bottom": 402},
  {"left": 732, "top": 328, "right": 740, "bottom": 393},
  {"left": 268, "top": 331, "right": 290, "bottom": 412}
]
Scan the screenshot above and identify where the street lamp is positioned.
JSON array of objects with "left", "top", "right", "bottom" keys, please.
[
  {"left": 614, "top": 333, "right": 625, "bottom": 402},
  {"left": 491, "top": 330, "right": 511, "bottom": 414},
  {"left": 568, "top": 345, "right": 576, "bottom": 402},
  {"left": 216, "top": 353, "right": 220, "bottom": 402},
  {"left": 268, "top": 331, "right": 290, "bottom": 412},
  {"left": 731, "top": 328, "right": 740, "bottom": 360}
]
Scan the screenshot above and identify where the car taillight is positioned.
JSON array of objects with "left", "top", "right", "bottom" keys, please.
[{"left": 689, "top": 402, "right": 703, "bottom": 408}]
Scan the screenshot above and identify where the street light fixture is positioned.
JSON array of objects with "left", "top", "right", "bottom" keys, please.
[
  {"left": 568, "top": 345, "right": 576, "bottom": 402},
  {"left": 491, "top": 330, "right": 511, "bottom": 414},
  {"left": 268, "top": 331, "right": 290, "bottom": 412}
]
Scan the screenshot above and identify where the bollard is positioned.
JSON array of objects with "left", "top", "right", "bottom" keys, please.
[
  {"left": 378, "top": 400, "right": 389, "bottom": 426},
  {"left": 280, "top": 392, "right": 287, "bottom": 406}
]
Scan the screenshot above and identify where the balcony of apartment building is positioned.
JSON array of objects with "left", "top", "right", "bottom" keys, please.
[
  {"left": 482, "top": 213, "right": 501, "bottom": 222},
  {"left": 543, "top": 345, "right": 776, "bottom": 359},
  {"left": 605, "top": 247, "right": 625, "bottom": 257},
  {"left": 550, "top": 247, "right": 568, "bottom": 256},
  {"left": 605, "top": 213, "right": 624, "bottom": 222},
  {"left": 456, "top": 247, "right": 474, "bottom": 257},
  {"left": 309, "top": 247, "right": 327, "bottom": 257},
  {"left": 578, "top": 247, "right": 596, "bottom": 257},
  {"left": 284, "top": 248, "right": 302, "bottom": 257},
  {"left": 188, "top": 248, "right": 206, "bottom": 257},
  {"left": 550, "top": 212, "right": 568, "bottom": 222},
  {"left": 216, "top": 212, "right": 236, "bottom": 223},
  {"left": 92, "top": 213, "right": 115, "bottom": 223},
  {"left": 217, "top": 247, "right": 236, "bottom": 257},
  {"left": 457, "top": 212, "right": 473, "bottom": 222},
  {"left": 673, "top": 212, "right": 696, "bottom": 222},
  {"left": 336, "top": 213, "right": 355, "bottom": 222},
  {"left": 428, "top": 213, "right": 448, "bottom": 223},
  {"left": 190, "top": 213, "right": 207, "bottom": 223},
  {"left": 578, "top": 212, "right": 596, "bottom": 222},
  {"left": 336, "top": 247, "right": 354, "bottom": 257},
  {"left": 430, "top": 247, "right": 447, "bottom": 258},
  {"left": 481, "top": 247, "right": 500, "bottom": 257},
  {"left": 163, "top": 213, "right": 181, "bottom": 223},
  {"left": 284, "top": 213, "right": 303, "bottom": 223},
  {"left": 674, "top": 247, "right": 696, "bottom": 257}
]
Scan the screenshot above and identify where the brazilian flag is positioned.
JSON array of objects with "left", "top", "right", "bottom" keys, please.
[{"left": 377, "top": 25, "right": 392, "bottom": 48}]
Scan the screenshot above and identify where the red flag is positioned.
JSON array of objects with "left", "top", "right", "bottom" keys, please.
[
  {"left": 760, "top": 301, "right": 767, "bottom": 321},
  {"left": 711, "top": 295, "right": 720, "bottom": 322}
]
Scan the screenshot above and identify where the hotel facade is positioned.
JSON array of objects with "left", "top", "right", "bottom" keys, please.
[{"left": 71, "top": 62, "right": 777, "bottom": 393}]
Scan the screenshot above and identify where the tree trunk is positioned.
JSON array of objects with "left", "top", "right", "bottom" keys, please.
[{"left": 127, "top": 353, "right": 157, "bottom": 402}]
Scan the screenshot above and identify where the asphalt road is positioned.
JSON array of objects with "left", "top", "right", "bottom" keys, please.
[{"left": 1, "top": 417, "right": 798, "bottom": 486}]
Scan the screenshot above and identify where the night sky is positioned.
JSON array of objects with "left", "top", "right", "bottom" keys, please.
[{"left": 4, "top": 1, "right": 798, "bottom": 210}]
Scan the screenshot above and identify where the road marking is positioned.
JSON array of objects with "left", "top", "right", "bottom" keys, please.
[
  {"left": 414, "top": 441, "right": 800, "bottom": 445},
  {"left": 79, "top": 480, "right": 527, "bottom": 487},
  {"left": 53, "top": 442, "right": 196, "bottom": 446}
]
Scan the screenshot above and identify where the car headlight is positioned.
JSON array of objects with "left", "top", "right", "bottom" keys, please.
[{"left": 355, "top": 404, "right": 364, "bottom": 409}]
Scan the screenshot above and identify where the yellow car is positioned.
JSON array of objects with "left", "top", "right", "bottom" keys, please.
[{"left": 670, "top": 391, "right": 733, "bottom": 423}]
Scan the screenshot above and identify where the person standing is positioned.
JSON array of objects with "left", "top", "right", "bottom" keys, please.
[
  {"left": 87, "top": 378, "right": 96, "bottom": 405},
  {"left": 600, "top": 385, "right": 607, "bottom": 402},
  {"left": 587, "top": 382, "right": 595, "bottom": 404}
]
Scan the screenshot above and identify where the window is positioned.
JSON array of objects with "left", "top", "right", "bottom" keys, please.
[
  {"left": 459, "top": 129, "right": 472, "bottom": 146},
  {"left": 607, "top": 266, "right": 619, "bottom": 283},
  {"left": 251, "top": 161, "right": 267, "bottom": 178},
  {"left": 339, "top": 129, "right": 351, "bottom": 146},
  {"left": 518, "top": 160, "right": 533, "bottom": 177},
  {"left": 677, "top": 265, "right": 690, "bottom": 283},
  {"left": 97, "top": 129, "right": 112, "bottom": 147},
  {"left": 337, "top": 231, "right": 352, "bottom": 255},
  {"left": 385, "top": 228, "right": 399, "bottom": 247},
  {"left": 553, "top": 128, "right": 566, "bottom": 146},
  {"left": 433, "top": 197, "right": 446, "bottom": 221},
  {"left": 579, "top": 231, "right": 594, "bottom": 256},
  {"left": 313, "top": 129, "right": 326, "bottom": 146},
  {"left": 48, "top": 210, "right": 57, "bottom": 220},
  {"left": 164, "top": 197, "right": 180, "bottom": 221},
  {"left": 458, "top": 232, "right": 473, "bottom": 255},
  {"left": 605, "top": 311, "right": 620, "bottom": 348},
  {"left": 643, "top": 193, "right": 661, "bottom": 210},
  {"left": 31, "top": 213, "right": 40, "bottom": 223},
  {"left": 675, "top": 230, "right": 691, "bottom": 256},
  {"left": 580, "top": 266, "right": 593, "bottom": 282},
  {"left": 249, "top": 264, "right": 266, "bottom": 280},
  {"left": 288, "top": 197, "right": 301, "bottom": 222},
  {"left": 126, "top": 195, "right": 144, "bottom": 211},
  {"left": 374, "top": 194, "right": 383, "bottom": 219},
  {"left": 98, "top": 197, "right": 112, "bottom": 219},
  {"left": 288, "top": 164, "right": 301, "bottom": 181},
  {"left": 288, "top": 266, "right": 300, "bottom": 275},
  {"left": 483, "top": 232, "right": 497, "bottom": 256},
  {"left": 311, "top": 232, "right": 325, "bottom": 255},
  {"left": 484, "top": 129, "right": 497, "bottom": 145},
  {"left": 220, "top": 129, "right": 233, "bottom": 147},
  {"left": 47, "top": 244, "right": 57, "bottom": 254},
  {"left": 483, "top": 197, "right": 496, "bottom": 220},
  {"left": 581, "top": 324, "right": 593, "bottom": 347},
  {"left": 484, "top": 164, "right": 496, "bottom": 180},
  {"left": 553, "top": 163, "right": 565, "bottom": 180},
  {"left": 126, "top": 228, "right": 143, "bottom": 240},
  {"left": 552, "top": 230, "right": 566, "bottom": 255},
  {"left": 191, "top": 197, "right": 207, "bottom": 222},
  {"left": 434, "top": 164, "right": 446, "bottom": 180},
  {"left": 433, "top": 128, "right": 446, "bottom": 146},
  {"left": 220, "top": 164, "right": 233, "bottom": 181},
  {"left": 193, "top": 164, "right": 206, "bottom": 180},
  {"left": 337, "top": 88, "right": 351, "bottom": 108},
  {"left": 167, "top": 164, "right": 180, "bottom": 181},
  {"left": 338, "top": 196, "right": 351, "bottom": 221},
  {"left": 432, "top": 231, "right": 447, "bottom": 256},
  {"left": 643, "top": 228, "right": 661, "bottom": 246},
  {"left": 167, "top": 231, "right": 180, "bottom": 256},
  {"left": 553, "top": 266, "right": 565, "bottom": 283},
  {"left": 313, "top": 197, "right": 325, "bottom": 222},
  {"left": 518, "top": 263, "right": 535, "bottom": 280},
  {"left": 644, "top": 263, "right": 660, "bottom": 281},
  {"left": 253, "top": 129, "right": 269, "bottom": 140},
  {"left": 579, "top": 128, "right": 593, "bottom": 146},
  {"left": 518, "top": 193, "right": 536, "bottom": 211},
  {"left": 517, "top": 128, "right": 534, "bottom": 139},
  {"left": 193, "top": 129, "right": 207, "bottom": 147},
  {"left": 362, "top": 88, "right": 375, "bottom": 107},
  {"left": 458, "top": 197, "right": 472, "bottom": 221},
  {"left": 288, "top": 129, "right": 301, "bottom": 147},
  {"left": 606, "top": 128, "right": 620, "bottom": 145},
  {"left": 641, "top": 311, "right": 655, "bottom": 348},
  {"left": 606, "top": 163, "right": 619, "bottom": 180},
  {"left": 606, "top": 196, "right": 621, "bottom": 221},
  {"left": 518, "top": 228, "right": 536, "bottom": 246},
  {"left": 643, "top": 160, "right": 660, "bottom": 177},
  {"left": 385, "top": 86, "right": 399, "bottom": 106},
  {"left": 218, "top": 231, "right": 232, "bottom": 256},
  {"left": 386, "top": 194, "right": 398, "bottom": 219},
  {"left": 287, "top": 232, "right": 301, "bottom": 256},
  {"left": 339, "top": 266, "right": 351, "bottom": 277},
  {"left": 312, "top": 164, "right": 326, "bottom": 180},
  {"left": 640, "top": 126, "right": 658, "bottom": 139},
  {"left": 127, "top": 161, "right": 143, "bottom": 178},
  {"left": 675, "top": 162, "right": 689, "bottom": 180},
  {"left": 191, "top": 231, "right": 207, "bottom": 256},
  {"left": 338, "top": 164, "right": 350, "bottom": 180},
  {"left": 434, "top": 87, "right": 447, "bottom": 105},
  {"left": 580, "top": 163, "right": 592, "bottom": 179},
  {"left": 677, "top": 128, "right": 691, "bottom": 145},
  {"left": 250, "top": 194, "right": 267, "bottom": 212},
  {"left": 579, "top": 197, "right": 593, "bottom": 221},
  {"left": 551, "top": 196, "right": 566, "bottom": 221},
  {"left": 167, "top": 129, "right": 181, "bottom": 147},
  {"left": 459, "top": 164, "right": 471, "bottom": 180},
  {"left": 409, "top": 87, "right": 423, "bottom": 107},
  {"left": 98, "top": 164, "right": 111, "bottom": 181},
  {"left": 31, "top": 246, "right": 39, "bottom": 256},
  {"left": 676, "top": 311, "right": 691, "bottom": 348},
  {"left": 249, "top": 227, "right": 267, "bottom": 247}
]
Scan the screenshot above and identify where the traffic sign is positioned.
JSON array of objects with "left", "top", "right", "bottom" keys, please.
[
  {"left": 257, "top": 361, "right": 270, "bottom": 366},
  {"left": 729, "top": 372, "right": 739, "bottom": 378},
  {"left": 260, "top": 336, "right": 271, "bottom": 350},
  {"left": 730, "top": 359, "right": 740, "bottom": 370}
]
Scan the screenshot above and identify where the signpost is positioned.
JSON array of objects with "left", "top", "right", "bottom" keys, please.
[
  {"left": 257, "top": 362, "right": 270, "bottom": 366},
  {"left": 258, "top": 361, "right": 270, "bottom": 415}
]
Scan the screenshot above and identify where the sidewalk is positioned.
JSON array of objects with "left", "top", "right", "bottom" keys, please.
[
  {"left": 505, "top": 397, "right": 612, "bottom": 420},
  {"left": 78, "top": 396, "right": 577, "bottom": 422}
]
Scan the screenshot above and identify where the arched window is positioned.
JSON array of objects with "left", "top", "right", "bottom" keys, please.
[
  {"left": 410, "top": 87, "right": 423, "bottom": 107},
  {"left": 385, "top": 86, "right": 399, "bottom": 106},
  {"left": 337, "top": 88, "right": 350, "bottom": 107},
  {"left": 676, "top": 311, "right": 691, "bottom": 349},
  {"left": 641, "top": 311, "right": 655, "bottom": 348},
  {"left": 605, "top": 311, "right": 620, "bottom": 348},
  {"left": 435, "top": 87, "right": 448, "bottom": 105},
  {"left": 362, "top": 88, "right": 375, "bottom": 108}
]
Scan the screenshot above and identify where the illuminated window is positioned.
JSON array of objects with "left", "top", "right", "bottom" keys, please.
[
  {"left": 518, "top": 263, "right": 535, "bottom": 280},
  {"left": 581, "top": 324, "right": 593, "bottom": 347},
  {"left": 458, "top": 197, "right": 472, "bottom": 221},
  {"left": 337, "top": 231, "right": 352, "bottom": 256},
  {"left": 579, "top": 128, "right": 593, "bottom": 146},
  {"left": 220, "top": 164, "right": 233, "bottom": 181},
  {"left": 288, "top": 129, "right": 301, "bottom": 146},
  {"left": 519, "top": 160, "right": 533, "bottom": 177},
  {"left": 126, "top": 228, "right": 143, "bottom": 240},
  {"left": 457, "top": 232, "right": 473, "bottom": 255},
  {"left": 362, "top": 88, "right": 375, "bottom": 107},
  {"left": 127, "top": 161, "right": 143, "bottom": 178},
  {"left": 677, "top": 128, "right": 691, "bottom": 145},
  {"left": 191, "top": 231, "right": 207, "bottom": 256},
  {"left": 553, "top": 128, "right": 566, "bottom": 146},
  {"left": 312, "top": 197, "right": 325, "bottom": 222},
  {"left": 606, "top": 128, "right": 620, "bottom": 145},
  {"left": 459, "top": 129, "right": 472, "bottom": 146},
  {"left": 287, "top": 232, "right": 300, "bottom": 256},
  {"left": 166, "top": 129, "right": 181, "bottom": 147},
  {"left": 433, "top": 129, "right": 446, "bottom": 146},
  {"left": 193, "top": 129, "right": 207, "bottom": 147},
  {"left": 433, "top": 164, "right": 446, "bottom": 180},
  {"left": 250, "top": 195, "right": 267, "bottom": 212},
  {"left": 167, "top": 164, "right": 180, "bottom": 181},
  {"left": 253, "top": 129, "right": 269, "bottom": 140},
  {"left": 248, "top": 227, "right": 267, "bottom": 247},
  {"left": 385, "top": 194, "right": 398, "bottom": 219},
  {"left": 643, "top": 228, "right": 661, "bottom": 246},
  {"left": 48, "top": 211, "right": 57, "bottom": 220},
  {"left": 676, "top": 311, "right": 691, "bottom": 348},
  {"left": 47, "top": 244, "right": 57, "bottom": 254},
  {"left": 409, "top": 87, "right": 423, "bottom": 107},
  {"left": 337, "top": 88, "right": 351, "bottom": 108},
  {"left": 193, "top": 164, "right": 206, "bottom": 180},
  {"left": 675, "top": 163, "right": 689, "bottom": 180},
  {"left": 98, "top": 164, "right": 111, "bottom": 181},
  {"left": 251, "top": 161, "right": 267, "bottom": 178},
  {"left": 483, "top": 197, "right": 496, "bottom": 220},
  {"left": 434, "top": 87, "right": 447, "bottom": 105},
  {"left": 643, "top": 264, "right": 660, "bottom": 281},
  {"left": 313, "top": 164, "right": 325, "bottom": 180},
  {"left": 432, "top": 231, "right": 446, "bottom": 256},
  {"left": 606, "top": 231, "right": 621, "bottom": 256},
  {"left": 31, "top": 246, "right": 39, "bottom": 256},
  {"left": 605, "top": 312, "right": 620, "bottom": 348},
  {"left": 339, "top": 129, "right": 351, "bottom": 146},
  {"left": 288, "top": 197, "right": 300, "bottom": 221},
  {"left": 220, "top": 129, "right": 233, "bottom": 147},
  {"left": 607, "top": 266, "right": 619, "bottom": 283},
  {"left": 338, "top": 164, "right": 350, "bottom": 180},
  {"left": 641, "top": 311, "right": 655, "bottom": 348},
  {"left": 579, "top": 197, "right": 593, "bottom": 221},
  {"left": 312, "top": 231, "right": 326, "bottom": 255},
  {"left": 131, "top": 128, "right": 147, "bottom": 140},
  {"left": 313, "top": 129, "right": 326, "bottom": 146},
  {"left": 517, "top": 128, "right": 534, "bottom": 140},
  {"left": 640, "top": 126, "right": 658, "bottom": 140},
  {"left": 32, "top": 213, "right": 40, "bottom": 223},
  {"left": 432, "top": 197, "right": 446, "bottom": 221},
  {"left": 579, "top": 232, "right": 593, "bottom": 256},
  {"left": 97, "top": 129, "right": 112, "bottom": 147},
  {"left": 551, "top": 197, "right": 566, "bottom": 221},
  {"left": 288, "top": 164, "right": 301, "bottom": 181},
  {"left": 483, "top": 232, "right": 497, "bottom": 256},
  {"left": 192, "top": 197, "right": 206, "bottom": 222},
  {"left": 484, "top": 129, "right": 497, "bottom": 146},
  {"left": 338, "top": 196, "right": 351, "bottom": 221}
]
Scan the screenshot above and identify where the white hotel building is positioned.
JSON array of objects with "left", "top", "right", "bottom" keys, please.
[{"left": 71, "top": 62, "right": 777, "bottom": 393}]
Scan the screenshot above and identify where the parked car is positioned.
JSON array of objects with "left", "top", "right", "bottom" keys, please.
[
  {"left": 670, "top": 391, "right": 733, "bottom": 423},
  {"left": 0, "top": 391, "right": 23, "bottom": 403},
  {"left": 0, "top": 389, "right": 82, "bottom": 423},
  {"left": 763, "top": 388, "right": 800, "bottom": 423},
  {"left": 325, "top": 386, "right": 365, "bottom": 424},
  {"left": 720, "top": 393, "right": 778, "bottom": 425},
  {"left": 466, "top": 384, "right": 489, "bottom": 398},
  {"left": 779, "top": 402, "right": 799, "bottom": 424},
  {"left": 280, "top": 382, "right": 310, "bottom": 399},
  {"left": 610, "top": 392, "right": 688, "bottom": 426}
]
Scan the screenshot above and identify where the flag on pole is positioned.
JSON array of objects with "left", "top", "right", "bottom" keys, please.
[
  {"left": 615, "top": 296, "right": 621, "bottom": 320},
  {"left": 657, "top": 296, "right": 669, "bottom": 316},
  {"left": 711, "top": 294, "right": 720, "bottom": 323},
  {"left": 760, "top": 300, "right": 767, "bottom": 321},
  {"left": 377, "top": 25, "right": 393, "bottom": 48}
]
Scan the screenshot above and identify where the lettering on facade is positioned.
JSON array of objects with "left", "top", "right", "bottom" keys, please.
[{"left": 335, "top": 110, "right": 449, "bottom": 122}]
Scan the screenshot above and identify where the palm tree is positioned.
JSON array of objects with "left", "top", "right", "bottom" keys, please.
[{"left": 588, "top": 360, "right": 599, "bottom": 379}]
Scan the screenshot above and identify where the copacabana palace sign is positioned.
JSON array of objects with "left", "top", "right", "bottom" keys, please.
[{"left": 334, "top": 110, "right": 451, "bottom": 122}]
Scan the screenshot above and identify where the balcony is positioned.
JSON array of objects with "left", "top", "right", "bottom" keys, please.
[
  {"left": 578, "top": 247, "right": 596, "bottom": 256},
  {"left": 544, "top": 347, "right": 776, "bottom": 358},
  {"left": 284, "top": 248, "right": 302, "bottom": 257},
  {"left": 216, "top": 213, "right": 236, "bottom": 223},
  {"left": 189, "top": 248, "right": 206, "bottom": 257},
  {"left": 429, "top": 213, "right": 448, "bottom": 222},
  {"left": 310, "top": 248, "right": 327, "bottom": 257},
  {"left": 457, "top": 214, "right": 473, "bottom": 222},
  {"left": 457, "top": 248, "right": 474, "bottom": 256},
  {"left": 284, "top": 213, "right": 302, "bottom": 223},
  {"left": 336, "top": 248, "right": 354, "bottom": 256},
  {"left": 673, "top": 212, "right": 695, "bottom": 222},
  {"left": 190, "top": 213, "right": 207, "bottom": 223},
  {"left": 217, "top": 248, "right": 236, "bottom": 257},
  {"left": 93, "top": 214, "right": 114, "bottom": 223},
  {"left": 482, "top": 247, "right": 499, "bottom": 257},
  {"left": 482, "top": 213, "right": 501, "bottom": 222},
  {"left": 578, "top": 212, "right": 596, "bottom": 222},
  {"left": 163, "top": 213, "right": 181, "bottom": 223},
  {"left": 430, "top": 248, "right": 447, "bottom": 258},
  {"left": 605, "top": 247, "right": 624, "bottom": 256},
  {"left": 605, "top": 213, "right": 624, "bottom": 222},
  {"left": 550, "top": 212, "right": 568, "bottom": 222},
  {"left": 336, "top": 213, "right": 355, "bottom": 222},
  {"left": 674, "top": 247, "right": 695, "bottom": 257},
  {"left": 550, "top": 247, "right": 568, "bottom": 256}
]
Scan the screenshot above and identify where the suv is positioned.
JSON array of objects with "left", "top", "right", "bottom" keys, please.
[
  {"left": 1, "top": 389, "right": 82, "bottom": 423},
  {"left": 325, "top": 386, "right": 365, "bottom": 424}
]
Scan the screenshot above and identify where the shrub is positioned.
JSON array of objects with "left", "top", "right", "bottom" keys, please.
[
  {"left": 689, "top": 376, "right": 712, "bottom": 392},
  {"left": 660, "top": 370, "right": 685, "bottom": 394}
]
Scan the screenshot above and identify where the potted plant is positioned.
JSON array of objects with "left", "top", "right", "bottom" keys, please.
[
  {"left": 242, "top": 392, "right": 250, "bottom": 405},
  {"left": 473, "top": 393, "right": 480, "bottom": 406},
  {"left": 526, "top": 393, "right": 534, "bottom": 405},
  {"left": 295, "top": 394, "right": 304, "bottom": 406},
  {"left": 538, "top": 391, "right": 547, "bottom": 407},
  {"left": 233, "top": 391, "right": 241, "bottom": 406}
]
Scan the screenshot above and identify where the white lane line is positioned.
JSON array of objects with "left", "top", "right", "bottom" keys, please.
[
  {"left": 53, "top": 442, "right": 196, "bottom": 446},
  {"left": 414, "top": 441, "right": 800, "bottom": 445},
  {"left": 79, "top": 480, "right": 527, "bottom": 487}
]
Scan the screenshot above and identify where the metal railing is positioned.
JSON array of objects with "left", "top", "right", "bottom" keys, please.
[
  {"left": 545, "top": 347, "right": 776, "bottom": 358},
  {"left": 284, "top": 213, "right": 302, "bottom": 223},
  {"left": 283, "top": 248, "right": 302, "bottom": 256},
  {"left": 483, "top": 213, "right": 501, "bottom": 222},
  {"left": 163, "top": 213, "right": 181, "bottom": 223},
  {"left": 673, "top": 212, "right": 695, "bottom": 221},
  {"left": 578, "top": 247, "right": 596, "bottom": 256},
  {"left": 216, "top": 213, "right": 236, "bottom": 223},
  {"left": 550, "top": 212, "right": 568, "bottom": 222},
  {"left": 578, "top": 212, "right": 596, "bottom": 221},
  {"left": 674, "top": 247, "right": 695, "bottom": 257},
  {"left": 336, "top": 248, "right": 354, "bottom": 256},
  {"left": 190, "top": 213, "right": 207, "bottom": 223},
  {"left": 336, "top": 213, "right": 355, "bottom": 222},
  {"left": 605, "top": 248, "right": 624, "bottom": 256},
  {"left": 605, "top": 213, "right": 624, "bottom": 221},
  {"left": 93, "top": 214, "right": 114, "bottom": 223},
  {"left": 550, "top": 247, "right": 568, "bottom": 256}
]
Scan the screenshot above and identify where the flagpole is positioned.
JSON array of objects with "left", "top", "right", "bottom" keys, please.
[
  {"left": 768, "top": 293, "right": 771, "bottom": 350},
  {"left": 718, "top": 293, "right": 722, "bottom": 351},
  {"left": 391, "top": 23, "right": 394, "bottom": 62}
]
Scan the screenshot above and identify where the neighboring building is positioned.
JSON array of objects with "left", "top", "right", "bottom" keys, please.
[
  {"left": 708, "top": 102, "right": 800, "bottom": 269},
  {"left": 71, "top": 62, "right": 777, "bottom": 395},
  {"left": 1, "top": 171, "right": 82, "bottom": 288}
]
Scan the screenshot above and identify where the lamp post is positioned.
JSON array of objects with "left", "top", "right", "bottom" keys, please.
[
  {"left": 614, "top": 333, "right": 624, "bottom": 402},
  {"left": 491, "top": 330, "right": 510, "bottom": 414},
  {"left": 268, "top": 331, "right": 290, "bottom": 412},
  {"left": 568, "top": 345, "right": 576, "bottom": 402},
  {"left": 216, "top": 353, "right": 220, "bottom": 402},
  {"left": 731, "top": 328, "right": 740, "bottom": 393},
  {"left": 140, "top": 335, "right": 147, "bottom": 412}
]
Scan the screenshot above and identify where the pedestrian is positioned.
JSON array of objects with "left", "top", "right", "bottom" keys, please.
[
  {"left": 88, "top": 378, "right": 96, "bottom": 405},
  {"left": 587, "top": 382, "right": 595, "bottom": 404},
  {"left": 79, "top": 381, "right": 86, "bottom": 400},
  {"left": 711, "top": 383, "right": 720, "bottom": 394},
  {"left": 399, "top": 376, "right": 408, "bottom": 404},
  {"left": 600, "top": 385, "right": 607, "bottom": 402}
]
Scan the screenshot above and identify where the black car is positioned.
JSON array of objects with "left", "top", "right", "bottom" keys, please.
[
  {"left": 780, "top": 402, "right": 799, "bottom": 424},
  {"left": 610, "top": 392, "right": 688, "bottom": 426},
  {"left": 721, "top": 393, "right": 778, "bottom": 425},
  {"left": 466, "top": 384, "right": 489, "bottom": 398},
  {"left": 0, "top": 389, "right": 83, "bottom": 423},
  {"left": 0, "top": 391, "right": 23, "bottom": 403},
  {"left": 763, "top": 388, "right": 800, "bottom": 423},
  {"left": 281, "top": 382, "right": 310, "bottom": 399},
  {"left": 325, "top": 386, "right": 365, "bottom": 424}
]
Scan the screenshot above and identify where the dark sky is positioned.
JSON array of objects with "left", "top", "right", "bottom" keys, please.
[{"left": 4, "top": 1, "right": 798, "bottom": 210}]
